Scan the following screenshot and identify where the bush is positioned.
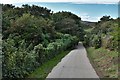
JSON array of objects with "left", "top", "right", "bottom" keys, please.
[
  {"left": 3, "top": 34, "right": 79, "bottom": 78},
  {"left": 93, "top": 35, "right": 102, "bottom": 49},
  {"left": 2, "top": 5, "right": 81, "bottom": 78},
  {"left": 2, "top": 38, "right": 38, "bottom": 78}
]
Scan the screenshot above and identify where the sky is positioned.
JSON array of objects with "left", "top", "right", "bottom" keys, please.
[
  {"left": 0, "top": 0, "right": 119, "bottom": 22},
  {"left": 0, "top": 0, "right": 119, "bottom": 4}
]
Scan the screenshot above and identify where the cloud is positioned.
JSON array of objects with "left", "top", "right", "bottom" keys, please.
[
  {"left": 79, "top": 13, "right": 101, "bottom": 22},
  {"left": 0, "top": 0, "right": 119, "bottom": 4}
]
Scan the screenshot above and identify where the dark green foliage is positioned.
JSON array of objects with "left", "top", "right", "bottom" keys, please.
[
  {"left": 52, "top": 11, "right": 85, "bottom": 41},
  {"left": 2, "top": 37, "right": 38, "bottom": 78},
  {"left": 100, "top": 16, "right": 111, "bottom": 22},
  {"left": 2, "top": 4, "right": 81, "bottom": 78},
  {"left": 2, "top": 3, "right": 119, "bottom": 78},
  {"left": 2, "top": 33, "right": 78, "bottom": 78}
]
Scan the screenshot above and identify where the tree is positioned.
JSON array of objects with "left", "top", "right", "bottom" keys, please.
[
  {"left": 100, "top": 15, "right": 111, "bottom": 22},
  {"left": 52, "top": 11, "right": 84, "bottom": 41}
]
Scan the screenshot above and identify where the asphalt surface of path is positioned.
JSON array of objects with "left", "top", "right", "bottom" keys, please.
[{"left": 46, "top": 42, "right": 99, "bottom": 79}]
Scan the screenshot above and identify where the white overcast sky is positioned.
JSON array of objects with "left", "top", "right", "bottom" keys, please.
[{"left": 0, "top": 0, "right": 119, "bottom": 4}]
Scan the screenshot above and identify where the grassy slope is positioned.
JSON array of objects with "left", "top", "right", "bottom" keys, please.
[
  {"left": 28, "top": 50, "right": 70, "bottom": 79},
  {"left": 86, "top": 47, "right": 118, "bottom": 78}
]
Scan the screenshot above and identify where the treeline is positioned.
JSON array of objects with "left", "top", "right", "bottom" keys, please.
[
  {"left": 2, "top": 4, "right": 84, "bottom": 78},
  {"left": 84, "top": 16, "right": 119, "bottom": 51}
]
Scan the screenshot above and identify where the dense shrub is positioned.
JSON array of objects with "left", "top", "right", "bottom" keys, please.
[
  {"left": 84, "top": 17, "right": 119, "bottom": 51},
  {"left": 2, "top": 34, "right": 78, "bottom": 78},
  {"left": 2, "top": 16, "right": 79, "bottom": 78},
  {"left": 93, "top": 35, "right": 102, "bottom": 49},
  {"left": 2, "top": 38, "right": 38, "bottom": 78}
]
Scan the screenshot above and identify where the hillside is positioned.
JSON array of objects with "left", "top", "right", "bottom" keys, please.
[{"left": 84, "top": 16, "right": 119, "bottom": 78}]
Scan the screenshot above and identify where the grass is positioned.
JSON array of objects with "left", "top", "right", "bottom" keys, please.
[
  {"left": 28, "top": 50, "right": 70, "bottom": 79},
  {"left": 86, "top": 47, "right": 118, "bottom": 78},
  {"left": 84, "top": 28, "right": 94, "bottom": 33}
]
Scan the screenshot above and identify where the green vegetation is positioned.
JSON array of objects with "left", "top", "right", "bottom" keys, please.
[
  {"left": 52, "top": 12, "right": 85, "bottom": 41},
  {"left": 84, "top": 16, "right": 119, "bottom": 78},
  {"left": 28, "top": 50, "right": 70, "bottom": 79},
  {"left": 2, "top": 4, "right": 82, "bottom": 78},
  {"left": 2, "top": 4, "right": 119, "bottom": 78},
  {"left": 84, "top": 16, "right": 119, "bottom": 51},
  {"left": 87, "top": 47, "right": 118, "bottom": 78}
]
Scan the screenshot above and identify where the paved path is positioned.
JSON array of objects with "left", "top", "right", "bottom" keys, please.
[{"left": 46, "top": 42, "right": 99, "bottom": 79}]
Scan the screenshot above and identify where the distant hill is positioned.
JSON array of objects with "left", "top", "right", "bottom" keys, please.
[
  {"left": 81, "top": 21, "right": 96, "bottom": 26},
  {"left": 81, "top": 21, "right": 96, "bottom": 29}
]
